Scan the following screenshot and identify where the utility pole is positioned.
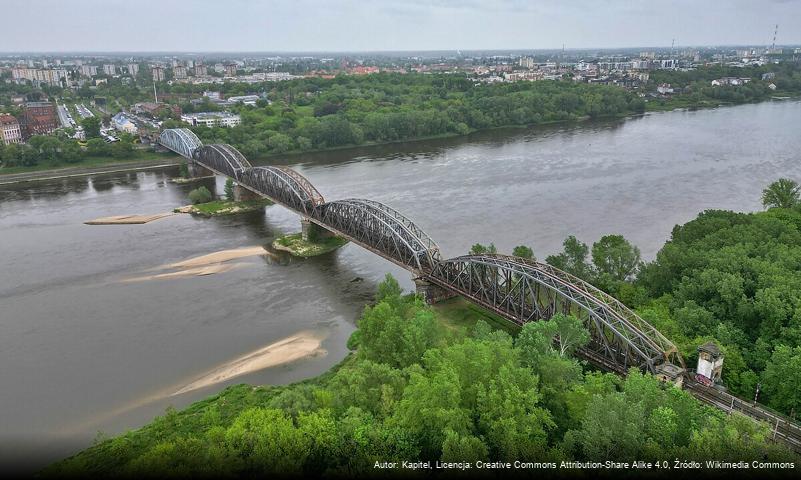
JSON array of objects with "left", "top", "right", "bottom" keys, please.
[{"left": 153, "top": 81, "right": 158, "bottom": 104}]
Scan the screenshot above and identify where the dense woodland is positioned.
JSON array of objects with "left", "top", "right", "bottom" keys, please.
[
  {"left": 530, "top": 179, "right": 801, "bottom": 418},
  {"left": 172, "top": 75, "right": 646, "bottom": 159},
  {"left": 49, "top": 274, "right": 797, "bottom": 477},
  {"left": 646, "top": 63, "right": 801, "bottom": 109}
]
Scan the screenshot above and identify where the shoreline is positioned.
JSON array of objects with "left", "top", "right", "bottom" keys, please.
[
  {"left": 0, "top": 157, "right": 184, "bottom": 185},
  {"left": 2, "top": 95, "right": 797, "bottom": 186}
]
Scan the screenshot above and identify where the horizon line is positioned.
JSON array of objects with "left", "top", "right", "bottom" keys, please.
[{"left": 1, "top": 44, "right": 799, "bottom": 56}]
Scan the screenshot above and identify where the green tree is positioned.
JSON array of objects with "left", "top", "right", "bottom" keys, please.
[
  {"left": 224, "top": 408, "right": 309, "bottom": 473},
  {"left": 469, "top": 243, "right": 497, "bottom": 255},
  {"left": 591, "top": 234, "right": 641, "bottom": 282},
  {"left": 761, "top": 178, "right": 800, "bottom": 209},
  {"left": 224, "top": 178, "right": 235, "bottom": 201},
  {"left": 512, "top": 245, "right": 534, "bottom": 260},
  {"left": 440, "top": 430, "right": 488, "bottom": 463},
  {"left": 81, "top": 116, "right": 101, "bottom": 138},
  {"left": 761, "top": 345, "right": 801, "bottom": 414},
  {"left": 188, "top": 186, "right": 213, "bottom": 204},
  {"left": 545, "top": 236, "right": 593, "bottom": 280}
]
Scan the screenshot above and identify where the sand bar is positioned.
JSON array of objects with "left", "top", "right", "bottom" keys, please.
[
  {"left": 85, "top": 213, "right": 174, "bottom": 225},
  {"left": 121, "top": 263, "right": 242, "bottom": 282},
  {"left": 167, "top": 246, "right": 270, "bottom": 268},
  {"left": 171, "top": 331, "right": 327, "bottom": 396}
]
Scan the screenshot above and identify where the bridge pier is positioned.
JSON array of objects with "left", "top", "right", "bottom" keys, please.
[
  {"left": 301, "top": 218, "right": 334, "bottom": 242},
  {"left": 414, "top": 278, "right": 456, "bottom": 304},
  {"left": 233, "top": 184, "right": 260, "bottom": 202}
]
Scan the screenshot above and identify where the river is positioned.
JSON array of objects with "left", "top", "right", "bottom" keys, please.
[{"left": 1, "top": 100, "right": 800, "bottom": 470}]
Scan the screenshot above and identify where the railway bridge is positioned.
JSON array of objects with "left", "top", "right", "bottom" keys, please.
[{"left": 159, "top": 128, "right": 800, "bottom": 452}]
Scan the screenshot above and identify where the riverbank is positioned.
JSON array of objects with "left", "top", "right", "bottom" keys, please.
[
  {"left": 644, "top": 90, "right": 801, "bottom": 112},
  {"left": 0, "top": 154, "right": 183, "bottom": 185},
  {"left": 272, "top": 233, "right": 349, "bottom": 257},
  {"left": 42, "top": 297, "right": 496, "bottom": 476},
  {"left": 2, "top": 95, "right": 795, "bottom": 186}
]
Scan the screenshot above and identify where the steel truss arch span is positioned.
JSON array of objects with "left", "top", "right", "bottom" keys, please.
[
  {"left": 194, "top": 144, "right": 252, "bottom": 180},
  {"left": 427, "top": 254, "right": 682, "bottom": 373},
  {"left": 316, "top": 199, "right": 441, "bottom": 272},
  {"left": 158, "top": 128, "right": 202, "bottom": 159},
  {"left": 238, "top": 166, "right": 324, "bottom": 214}
]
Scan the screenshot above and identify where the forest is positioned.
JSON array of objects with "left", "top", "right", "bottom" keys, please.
[
  {"left": 169, "top": 74, "right": 647, "bottom": 159},
  {"left": 527, "top": 179, "right": 801, "bottom": 418},
  {"left": 646, "top": 62, "right": 801, "bottom": 110},
  {"left": 49, "top": 267, "right": 797, "bottom": 476}
]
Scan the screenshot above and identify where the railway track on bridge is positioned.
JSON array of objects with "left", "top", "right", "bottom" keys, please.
[{"left": 685, "top": 380, "right": 801, "bottom": 453}]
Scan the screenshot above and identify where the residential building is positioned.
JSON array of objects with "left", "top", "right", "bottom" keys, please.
[
  {"left": 194, "top": 63, "right": 206, "bottom": 76},
  {"left": 151, "top": 66, "right": 165, "bottom": 82},
  {"left": 348, "top": 65, "right": 379, "bottom": 75},
  {"left": 127, "top": 63, "right": 139, "bottom": 76},
  {"left": 173, "top": 65, "right": 187, "bottom": 79},
  {"left": 111, "top": 112, "right": 138, "bottom": 134},
  {"left": 656, "top": 83, "right": 674, "bottom": 94},
  {"left": 103, "top": 64, "right": 116, "bottom": 76},
  {"left": 711, "top": 77, "right": 751, "bottom": 86},
  {"left": 20, "top": 102, "right": 59, "bottom": 138},
  {"left": 80, "top": 65, "right": 98, "bottom": 77},
  {"left": 11, "top": 67, "right": 68, "bottom": 87},
  {"left": 224, "top": 64, "right": 237, "bottom": 76},
  {"left": 518, "top": 56, "right": 535, "bottom": 69},
  {"left": 181, "top": 111, "right": 241, "bottom": 128},
  {"left": 225, "top": 95, "right": 260, "bottom": 106},
  {"left": 0, "top": 114, "right": 22, "bottom": 145}
]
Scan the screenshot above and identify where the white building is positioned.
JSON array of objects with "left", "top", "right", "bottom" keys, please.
[
  {"left": 80, "top": 65, "right": 98, "bottom": 77},
  {"left": 127, "top": 63, "right": 139, "bottom": 76},
  {"left": 181, "top": 112, "right": 241, "bottom": 128},
  {"left": 103, "top": 64, "right": 116, "bottom": 76},
  {"left": 111, "top": 112, "right": 138, "bottom": 134},
  {"left": 0, "top": 114, "right": 22, "bottom": 145},
  {"left": 225, "top": 95, "right": 260, "bottom": 106},
  {"left": 696, "top": 342, "right": 724, "bottom": 384}
]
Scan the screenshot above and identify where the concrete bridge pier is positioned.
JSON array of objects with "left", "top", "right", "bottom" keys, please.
[
  {"left": 414, "top": 278, "right": 456, "bottom": 304},
  {"left": 301, "top": 218, "right": 335, "bottom": 242},
  {"left": 233, "top": 184, "right": 260, "bottom": 202}
]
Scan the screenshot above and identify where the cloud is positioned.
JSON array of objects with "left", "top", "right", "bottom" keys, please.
[{"left": 0, "top": 0, "right": 798, "bottom": 52}]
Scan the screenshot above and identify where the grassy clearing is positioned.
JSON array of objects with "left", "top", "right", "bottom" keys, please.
[
  {"left": 176, "top": 198, "right": 272, "bottom": 216},
  {"left": 272, "top": 233, "right": 349, "bottom": 257},
  {"left": 432, "top": 296, "right": 520, "bottom": 336},
  {"left": 0, "top": 151, "right": 179, "bottom": 176}
]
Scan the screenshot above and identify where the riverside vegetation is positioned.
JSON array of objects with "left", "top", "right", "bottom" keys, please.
[
  {"left": 48, "top": 177, "right": 801, "bottom": 477},
  {"left": 4, "top": 63, "right": 800, "bottom": 174}
]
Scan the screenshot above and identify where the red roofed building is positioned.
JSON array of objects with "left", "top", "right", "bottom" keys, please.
[
  {"left": 20, "top": 102, "right": 58, "bottom": 138},
  {"left": 348, "top": 66, "right": 380, "bottom": 75}
]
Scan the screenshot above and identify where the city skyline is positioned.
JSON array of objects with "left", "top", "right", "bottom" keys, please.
[{"left": 2, "top": 0, "right": 800, "bottom": 53}]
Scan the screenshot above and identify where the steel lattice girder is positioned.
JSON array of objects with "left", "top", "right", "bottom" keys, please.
[
  {"left": 194, "top": 144, "right": 252, "bottom": 180},
  {"left": 426, "top": 254, "right": 682, "bottom": 373},
  {"left": 238, "top": 166, "right": 324, "bottom": 215},
  {"left": 315, "top": 199, "right": 441, "bottom": 272},
  {"left": 158, "top": 128, "right": 203, "bottom": 159}
]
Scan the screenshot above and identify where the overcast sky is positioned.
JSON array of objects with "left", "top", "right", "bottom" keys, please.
[{"left": 3, "top": 0, "right": 800, "bottom": 52}]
